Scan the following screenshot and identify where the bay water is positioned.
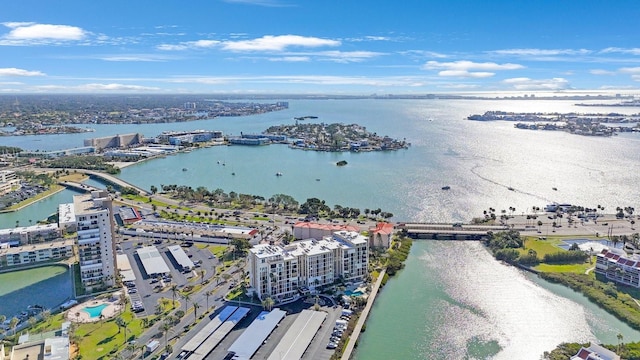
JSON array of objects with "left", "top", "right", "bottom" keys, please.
[{"left": 2, "top": 98, "right": 640, "bottom": 357}]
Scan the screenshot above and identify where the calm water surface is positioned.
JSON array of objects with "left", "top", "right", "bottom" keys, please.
[
  {"left": 2, "top": 99, "right": 640, "bottom": 356},
  {"left": 0, "top": 265, "right": 73, "bottom": 317}
]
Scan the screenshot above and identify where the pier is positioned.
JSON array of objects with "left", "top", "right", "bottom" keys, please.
[{"left": 398, "top": 223, "right": 512, "bottom": 240}]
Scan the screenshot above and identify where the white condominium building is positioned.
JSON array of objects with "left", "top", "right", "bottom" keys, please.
[
  {"left": 73, "top": 191, "right": 117, "bottom": 291},
  {"left": 0, "top": 170, "right": 18, "bottom": 195},
  {"left": 248, "top": 231, "right": 368, "bottom": 302}
]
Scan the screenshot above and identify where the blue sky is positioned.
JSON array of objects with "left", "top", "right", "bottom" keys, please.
[{"left": 1, "top": 0, "right": 640, "bottom": 94}]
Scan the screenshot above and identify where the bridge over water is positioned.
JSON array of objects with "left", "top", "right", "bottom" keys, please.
[
  {"left": 75, "top": 170, "right": 150, "bottom": 195},
  {"left": 398, "top": 223, "right": 517, "bottom": 240}
]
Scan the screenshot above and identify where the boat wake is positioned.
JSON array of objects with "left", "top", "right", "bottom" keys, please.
[{"left": 469, "top": 165, "right": 550, "bottom": 202}]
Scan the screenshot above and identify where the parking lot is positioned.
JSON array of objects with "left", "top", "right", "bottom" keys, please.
[
  {"left": 178, "top": 298, "right": 344, "bottom": 360},
  {"left": 119, "top": 237, "right": 220, "bottom": 316}
]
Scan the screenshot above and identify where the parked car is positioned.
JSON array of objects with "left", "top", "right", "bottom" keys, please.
[{"left": 326, "top": 342, "right": 338, "bottom": 349}]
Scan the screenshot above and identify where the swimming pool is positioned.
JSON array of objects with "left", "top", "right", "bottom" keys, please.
[
  {"left": 83, "top": 303, "right": 108, "bottom": 318},
  {"left": 344, "top": 290, "right": 364, "bottom": 297}
]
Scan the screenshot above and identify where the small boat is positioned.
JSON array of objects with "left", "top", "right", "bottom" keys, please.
[
  {"left": 441, "top": 186, "right": 450, "bottom": 190},
  {"left": 182, "top": 168, "right": 188, "bottom": 171},
  {"left": 552, "top": 187, "right": 557, "bottom": 191},
  {"left": 508, "top": 186, "right": 514, "bottom": 191},
  {"left": 276, "top": 172, "right": 283, "bottom": 176},
  {"left": 316, "top": 178, "right": 320, "bottom": 181},
  {"left": 231, "top": 172, "right": 235, "bottom": 176}
]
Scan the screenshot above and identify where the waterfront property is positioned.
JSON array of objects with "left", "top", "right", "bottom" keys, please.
[
  {"left": 66, "top": 297, "right": 122, "bottom": 323},
  {"left": 292, "top": 222, "right": 360, "bottom": 240},
  {"left": 595, "top": 248, "right": 640, "bottom": 287},
  {"left": 73, "top": 191, "right": 117, "bottom": 292},
  {"left": 571, "top": 344, "right": 620, "bottom": 360},
  {"left": 369, "top": 222, "right": 394, "bottom": 249},
  {"left": 248, "top": 231, "right": 369, "bottom": 302},
  {"left": 0, "top": 223, "right": 62, "bottom": 247},
  {"left": 0, "top": 239, "right": 74, "bottom": 268}
]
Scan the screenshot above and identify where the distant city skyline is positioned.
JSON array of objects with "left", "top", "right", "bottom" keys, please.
[{"left": 1, "top": 0, "right": 640, "bottom": 94}]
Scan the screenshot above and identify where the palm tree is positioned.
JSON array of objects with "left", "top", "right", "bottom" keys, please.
[
  {"left": 182, "top": 293, "right": 191, "bottom": 312},
  {"left": 205, "top": 290, "right": 213, "bottom": 310},
  {"left": 9, "top": 317, "right": 19, "bottom": 336},
  {"left": 193, "top": 303, "right": 200, "bottom": 322},
  {"left": 161, "top": 321, "right": 173, "bottom": 352},
  {"left": 170, "top": 284, "right": 178, "bottom": 308},
  {"left": 618, "top": 333, "right": 624, "bottom": 353},
  {"left": 199, "top": 269, "right": 206, "bottom": 285},
  {"left": 261, "top": 297, "right": 275, "bottom": 312}
]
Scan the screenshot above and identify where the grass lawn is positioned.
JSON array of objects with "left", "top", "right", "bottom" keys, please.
[
  {"left": 521, "top": 237, "right": 564, "bottom": 257},
  {"left": 75, "top": 310, "right": 144, "bottom": 360},
  {"left": 58, "top": 173, "right": 89, "bottom": 182},
  {"left": 534, "top": 262, "right": 592, "bottom": 274}
]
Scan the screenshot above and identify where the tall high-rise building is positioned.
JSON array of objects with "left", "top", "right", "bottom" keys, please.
[{"left": 74, "top": 190, "right": 117, "bottom": 292}]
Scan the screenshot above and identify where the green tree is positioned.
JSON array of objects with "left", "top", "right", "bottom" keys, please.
[
  {"left": 193, "top": 303, "right": 200, "bottom": 322},
  {"left": 170, "top": 284, "right": 179, "bottom": 308},
  {"left": 262, "top": 297, "right": 275, "bottom": 311}
]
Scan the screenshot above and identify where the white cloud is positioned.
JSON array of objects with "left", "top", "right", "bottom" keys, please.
[
  {"left": 157, "top": 39, "right": 219, "bottom": 51},
  {"left": 167, "top": 75, "right": 430, "bottom": 87},
  {"left": 159, "top": 35, "right": 340, "bottom": 53},
  {"left": 4, "top": 23, "right": 85, "bottom": 40},
  {"left": 619, "top": 67, "right": 640, "bottom": 74},
  {"left": 437, "top": 70, "right": 494, "bottom": 78},
  {"left": 100, "top": 55, "right": 170, "bottom": 62},
  {"left": 0, "top": 67, "right": 45, "bottom": 76},
  {"left": 423, "top": 60, "right": 522, "bottom": 78},
  {"left": 222, "top": 35, "right": 340, "bottom": 51},
  {"left": 631, "top": 75, "right": 640, "bottom": 82},
  {"left": 601, "top": 47, "right": 640, "bottom": 55},
  {"left": 267, "top": 56, "right": 310, "bottom": 62},
  {"left": 502, "top": 77, "right": 570, "bottom": 90},
  {"left": 491, "top": 48, "right": 591, "bottom": 56},
  {"left": 316, "top": 50, "right": 383, "bottom": 63},
  {"left": 590, "top": 69, "right": 616, "bottom": 76},
  {"left": 79, "top": 83, "right": 160, "bottom": 91}
]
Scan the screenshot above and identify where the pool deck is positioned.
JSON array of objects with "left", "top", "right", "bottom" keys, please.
[{"left": 66, "top": 297, "right": 122, "bottom": 323}]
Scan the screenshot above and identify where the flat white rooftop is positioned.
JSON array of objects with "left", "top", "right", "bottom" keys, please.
[
  {"left": 167, "top": 245, "right": 195, "bottom": 270},
  {"left": 135, "top": 246, "right": 170, "bottom": 276}
]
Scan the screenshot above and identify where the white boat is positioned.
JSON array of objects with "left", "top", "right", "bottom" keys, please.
[{"left": 276, "top": 172, "right": 283, "bottom": 176}]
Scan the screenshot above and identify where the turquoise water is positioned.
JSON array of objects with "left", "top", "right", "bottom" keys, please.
[
  {"left": 344, "top": 290, "right": 364, "bottom": 297},
  {"left": 3, "top": 98, "right": 640, "bottom": 358},
  {"left": 83, "top": 303, "right": 108, "bottom": 318}
]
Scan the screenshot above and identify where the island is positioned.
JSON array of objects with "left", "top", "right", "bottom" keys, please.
[
  {"left": 262, "top": 122, "right": 410, "bottom": 152},
  {"left": 468, "top": 110, "right": 640, "bottom": 137}
]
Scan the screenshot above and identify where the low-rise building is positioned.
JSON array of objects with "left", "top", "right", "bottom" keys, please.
[
  {"left": 248, "top": 231, "right": 368, "bottom": 302},
  {"left": 8, "top": 322, "right": 71, "bottom": 360},
  {"left": 0, "top": 223, "right": 62, "bottom": 247},
  {"left": 369, "top": 222, "right": 394, "bottom": 249},
  {"left": 0, "top": 169, "right": 19, "bottom": 195},
  {"left": 292, "top": 222, "right": 360, "bottom": 240},
  {"left": 595, "top": 248, "right": 640, "bottom": 287},
  {"left": 0, "top": 239, "right": 74, "bottom": 268},
  {"left": 571, "top": 343, "right": 620, "bottom": 360}
]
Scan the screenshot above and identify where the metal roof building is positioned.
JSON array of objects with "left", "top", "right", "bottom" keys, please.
[
  {"left": 189, "top": 307, "right": 251, "bottom": 360},
  {"left": 135, "top": 246, "right": 170, "bottom": 276},
  {"left": 266, "top": 309, "right": 327, "bottom": 360},
  {"left": 228, "top": 308, "right": 287, "bottom": 360},
  {"left": 167, "top": 245, "right": 195, "bottom": 271},
  {"left": 181, "top": 306, "right": 238, "bottom": 353}
]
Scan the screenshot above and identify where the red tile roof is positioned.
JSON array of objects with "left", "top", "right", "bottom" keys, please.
[
  {"left": 371, "top": 222, "right": 394, "bottom": 235},
  {"left": 293, "top": 222, "right": 359, "bottom": 232},
  {"left": 575, "top": 348, "right": 590, "bottom": 359}
]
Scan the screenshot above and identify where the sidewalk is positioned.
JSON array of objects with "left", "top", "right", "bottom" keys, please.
[{"left": 340, "top": 268, "right": 386, "bottom": 360}]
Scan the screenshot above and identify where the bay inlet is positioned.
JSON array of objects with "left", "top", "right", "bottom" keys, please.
[{"left": 2, "top": 98, "right": 640, "bottom": 357}]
